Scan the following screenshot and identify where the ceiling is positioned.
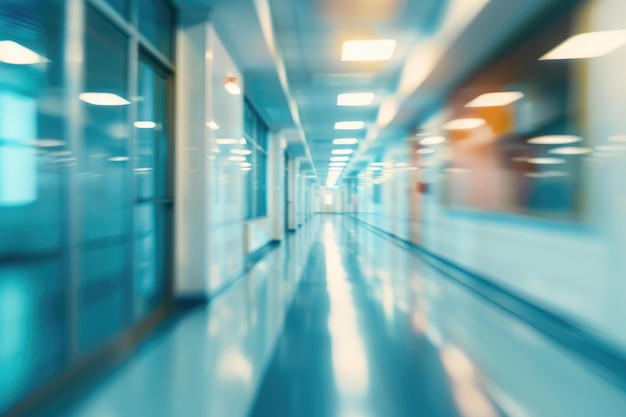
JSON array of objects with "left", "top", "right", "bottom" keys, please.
[{"left": 175, "top": 0, "right": 572, "bottom": 186}]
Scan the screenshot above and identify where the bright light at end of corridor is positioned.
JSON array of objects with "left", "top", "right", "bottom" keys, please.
[
  {"left": 79, "top": 93, "right": 131, "bottom": 106},
  {"left": 540, "top": 30, "right": 626, "bottom": 60},
  {"left": 337, "top": 93, "right": 375, "bottom": 106},
  {"left": 341, "top": 39, "right": 397, "bottom": 61},
  {"left": 465, "top": 91, "right": 524, "bottom": 107},
  {"left": 0, "top": 40, "right": 47, "bottom": 65}
]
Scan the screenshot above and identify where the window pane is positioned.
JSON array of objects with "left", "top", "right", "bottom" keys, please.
[
  {"left": 78, "top": 6, "right": 132, "bottom": 353},
  {"left": 104, "top": 0, "right": 130, "bottom": 18},
  {"left": 134, "top": 58, "right": 170, "bottom": 317},
  {"left": 0, "top": 0, "right": 69, "bottom": 412},
  {"left": 138, "top": 0, "right": 174, "bottom": 59}
]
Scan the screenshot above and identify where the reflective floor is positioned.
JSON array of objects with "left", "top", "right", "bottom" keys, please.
[{"left": 60, "top": 215, "right": 626, "bottom": 417}]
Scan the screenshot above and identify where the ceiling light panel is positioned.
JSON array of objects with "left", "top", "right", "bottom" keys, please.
[
  {"left": 332, "top": 149, "right": 354, "bottom": 155},
  {"left": 335, "top": 121, "right": 365, "bottom": 130},
  {"left": 337, "top": 93, "right": 375, "bottom": 106},
  {"left": 540, "top": 30, "right": 626, "bottom": 60},
  {"left": 341, "top": 39, "right": 397, "bottom": 61},
  {"left": 330, "top": 156, "right": 350, "bottom": 161},
  {"left": 465, "top": 91, "right": 524, "bottom": 107},
  {"left": 333, "top": 138, "right": 358, "bottom": 145}
]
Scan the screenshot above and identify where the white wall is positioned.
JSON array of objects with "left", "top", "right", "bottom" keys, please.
[{"left": 176, "top": 14, "right": 247, "bottom": 297}]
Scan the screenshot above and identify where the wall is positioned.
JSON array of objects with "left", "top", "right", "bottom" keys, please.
[
  {"left": 354, "top": 0, "right": 626, "bottom": 349},
  {"left": 176, "top": 16, "right": 246, "bottom": 297}
]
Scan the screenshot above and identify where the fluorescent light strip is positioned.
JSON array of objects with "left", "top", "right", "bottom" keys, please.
[
  {"left": 527, "top": 135, "right": 582, "bottom": 145},
  {"left": 79, "top": 92, "right": 130, "bottom": 106},
  {"left": 207, "top": 121, "right": 220, "bottom": 130},
  {"left": 228, "top": 156, "right": 246, "bottom": 162},
  {"left": 134, "top": 121, "right": 156, "bottom": 129},
  {"left": 465, "top": 91, "right": 524, "bottom": 107},
  {"left": 548, "top": 147, "right": 592, "bottom": 155},
  {"left": 341, "top": 39, "right": 397, "bottom": 61},
  {"left": 337, "top": 93, "right": 375, "bottom": 106},
  {"left": 330, "top": 156, "right": 350, "bottom": 162},
  {"left": 333, "top": 138, "right": 358, "bottom": 145},
  {"left": 0, "top": 40, "right": 46, "bottom": 65},
  {"left": 419, "top": 136, "right": 446, "bottom": 145},
  {"left": 526, "top": 157, "right": 566, "bottom": 165},
  {"left": 230, "top": 149, "right": 252, "bottom": 155},
  {"left": 335, "top": 121, "right": 365, "bottom": 130},
  {"left": 329, "top": 162, "right": 346, "bottom": 167},
  {"left": 332, "top": 149, "right": 353, "bottom": 155},
  {"left": 540, "top": 30, "right": 626, "bottom": 60}
]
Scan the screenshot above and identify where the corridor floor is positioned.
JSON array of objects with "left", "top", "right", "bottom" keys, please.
[{"left": 62, "top": 215, "right": 626, "bottom": 417}]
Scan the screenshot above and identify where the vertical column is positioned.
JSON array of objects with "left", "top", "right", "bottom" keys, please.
[
  {"left": 268, "top": 132, "right": 286, "bottom": 241},
  {"left": 175, "top": 10, "right": 210, "bottom": 297}
]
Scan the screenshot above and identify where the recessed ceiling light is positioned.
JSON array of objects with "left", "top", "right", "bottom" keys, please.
[
  {"left": 527, "top": 135, "right": 582, "bottom": 145},
  {"left": 417, "top": 148, "right": 435, "bottom": 155},
  {"left": 419, "top": 136, "right": 446, "bottom": 145},
  {"left": 548, "top": 147, "right": 593, "bottom": 155},
  {"left": 108, "top": 156, "right": 129, "bottom": 162},
  {"left": 526, "top": 157, "right": 566, "bottom": 165},
  {"left": 228, "top": 156, "right": 246, "bottom": 162},
  {"left": 540, "top": 30, "right": 626, "bottom": 60},
  {"left": 240, "top": 162, "right": 252, "bottom": 167},
  {"left": 0, "top": 40, "right": 46, "bottom": 65},
  {"left": 332, "top": 149, "right": 353, "bottom": 155},
  {"left": 79, "top": 92, "right": 130, "bottom": 106},
  {"left": 231, "top": 149, "right": 252, "bottom": 155},
  {"left": 465, "top": 91, "right": 524, "bottom": 107},
  {"left": 443, "top": 118, "right": 486, "bottom": 130},
  {"left": 335, "top": 121, "right": 365, "bottom": 130},
  {"left": 341, "top": 39, "right": 397, "bottom": 61},
  {"left": 333, "top": 138, "right": 358, "bottom": 145},
  {"left": 134, "top": 121, "right": 156, "bottom": 129},
  {"left": 337, "top": 93, "right": 375, "bottom": 106},
  {"left": 330, "top": 156, "right": 350, "bottom": 162},
  {"left": 329, "top": 162, "right": 347, "bottom": 167},
  {"left": 207, "top": 121, "right": 220, "bottom": 130}
]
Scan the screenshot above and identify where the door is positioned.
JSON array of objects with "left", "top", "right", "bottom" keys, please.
[{"left": 133, "top": 55, "right": 172, "bottom": 318}]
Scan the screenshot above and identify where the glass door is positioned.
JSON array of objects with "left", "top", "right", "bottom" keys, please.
[{"left": 133, "top": 55, "right": 172, "bottom": 318}]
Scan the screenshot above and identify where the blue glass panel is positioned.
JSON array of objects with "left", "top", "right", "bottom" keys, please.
[{"left": 138, "top": 0, "right": 174, "bottom": 59}]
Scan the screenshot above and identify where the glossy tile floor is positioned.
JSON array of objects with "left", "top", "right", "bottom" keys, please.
[{"left": 63, "top": 215, "right": 626, "bottom": 417}]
